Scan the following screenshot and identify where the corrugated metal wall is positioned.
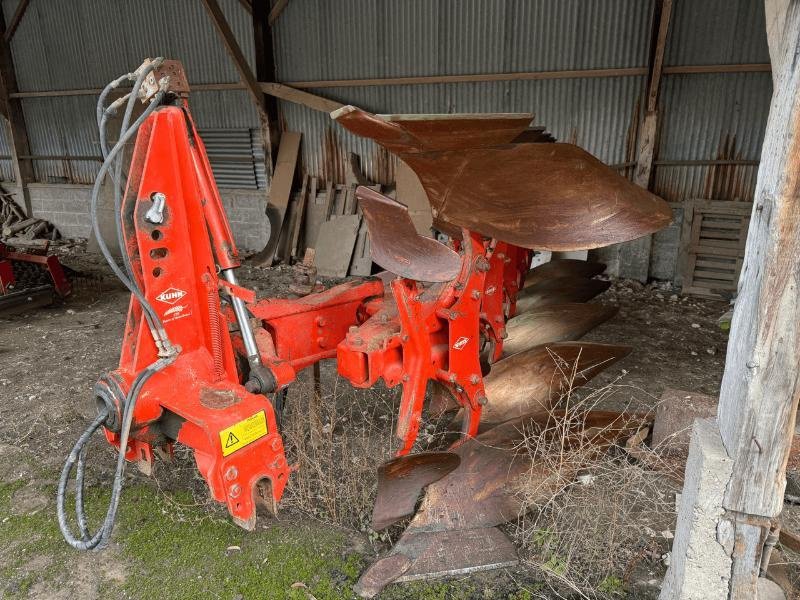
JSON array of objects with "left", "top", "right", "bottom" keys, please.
[
  {"left": 654, "top": 0, "right": 771, "bottom": 202},
  {"left": 0, "top": 0, "right": 772, "bottom": 203},
  {"left": 0, "top": 0, "right": 262, "bottom": 186},
  {"left": 273, "top": 0, "right": 654, "bottom": 184},
  {"left": 271, "top": 0, "right": 772, "bottom": 203}
]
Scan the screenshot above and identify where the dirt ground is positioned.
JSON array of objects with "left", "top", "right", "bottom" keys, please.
[{"left": 0, "top": 244, "right": 796, "bottom": 599}]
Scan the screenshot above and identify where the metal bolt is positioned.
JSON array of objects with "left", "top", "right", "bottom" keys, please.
[
  {"left": 271, "top": 438, "right": 281, "bottom": 451},
  {"left": 475, "top": 256, "right": 490, "bottom": 272},
  {"left": 229, "top": 484, "right": 242, "bottom": 498},
  {"left": 449, "top": 311, "right": 458, "bottom": 320},
  {"left": 316, "top": 316, "right": 326, "bottom": 326},
  {"left": 145, "top": 192, "right": 166, "bottom": 224},
  {"left": 469, "top": 374, "right": 480, "bottom": 385},
  {"left": 402, "top": 374, "right": 410, "bottom": 382},
  {"left": 477, "top": 394, "right": 488, "bottom": 406},
  {"left": 224, "top": 466, "right": 238, "bottom": 481},
  {"left": 471, "top": 290, "right": 481, "bottom": 300},
  {"left": 402, "top": 334, "right": 409, "bottom": 342},
  {"left": 449, "top": 374, "right": 457, "bottom": 383}
]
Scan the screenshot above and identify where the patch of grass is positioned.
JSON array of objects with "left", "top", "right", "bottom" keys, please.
[
  {"left": 597, "top": 575, "right": 625, "bottom": 595},
  {"left": 0, "top": 480, "right": 74, "bottom": 597}
]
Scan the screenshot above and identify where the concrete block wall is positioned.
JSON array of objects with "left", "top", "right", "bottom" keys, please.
[{"left": 28, "top": 184, "right": 270, "bottom": 251}]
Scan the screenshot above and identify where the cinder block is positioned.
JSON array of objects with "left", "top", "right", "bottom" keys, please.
[{"left": 659, "top": 418, "right": 732, "bottom": 600}]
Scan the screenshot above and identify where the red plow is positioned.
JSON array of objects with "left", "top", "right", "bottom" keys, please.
[{"left": 57, "top": 59, "right": 670, "bottom": 594}]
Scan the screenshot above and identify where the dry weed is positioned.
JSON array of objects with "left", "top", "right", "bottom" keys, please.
[
  {"left": 279, "top": 363, "right": 398, "bottom": 533},
  {"left": 510, "top": 354, "right": 682, "bottom": 596}
]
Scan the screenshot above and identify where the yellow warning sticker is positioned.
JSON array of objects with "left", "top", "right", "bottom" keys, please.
[{"left": 219, "top": 411, "right": 268, "bottom": 457}]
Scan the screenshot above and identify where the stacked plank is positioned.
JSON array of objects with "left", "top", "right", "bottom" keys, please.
[
  {"left": 0, "top": 194, "right": 60, "bottom": 249},
  {"left": 254, "top": 132, "right": 385, "bottom": 278}
]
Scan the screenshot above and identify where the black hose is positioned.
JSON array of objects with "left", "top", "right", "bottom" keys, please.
[{"left": 58, "top": 60, "right": 178, "bottom": 550}]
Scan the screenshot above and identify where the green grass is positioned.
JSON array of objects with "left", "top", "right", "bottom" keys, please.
[{"left": 0, "top": 479, "right": 523, "bottom": 599}]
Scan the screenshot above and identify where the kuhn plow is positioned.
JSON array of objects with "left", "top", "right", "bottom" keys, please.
[{"left": 57, "top": 59, "right": 670, "bottom": 593}]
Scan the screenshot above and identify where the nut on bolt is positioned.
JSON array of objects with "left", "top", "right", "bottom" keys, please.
[
  {"left": 224, "top": 466, "right": 238, "bottom": 481},
  {"left": 475, "top": 256, "right": 490, "bottom": 272},
  {"left": 228, "top": 483, "right": 242, "bottom": 498}
]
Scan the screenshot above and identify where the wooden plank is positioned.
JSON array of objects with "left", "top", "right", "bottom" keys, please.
[
  {"left": 0, "top": 8, "right": 33, "bottom": 216},
  {"left": 289, "top": 175, "right": 312, "bottom": 260},
  {"left": 646, "top": 0, "right": 673, "bottom": 112},
  {"left": 283, "top": 64, "right": 771, "bottom": 90},
  {"left": 395, "top": 159, "right": 432, "bottom": 237},
  {"left": 277, "top": 174, "right": 308, "bottom": 263},
  {"left": 304, "top": 183, "right": 327, "bottom": 251},
  {"left": 4, "top": 0, "right": 30, "bottom": 42},
  {"left": 348, "top": 219, "right": 372, "bottom": 276},
  {"left": 251, "top": 132, "right": 301, "bottom": 266},
  {"left": 202, "top": 0, "right": 265, "bottom": 116},
  {"left": 322, "top": 180, "right": 335, "bottom": 220},
  {"left": 619, "top": 0, "right": 673, "bottom": 282},
  {"left": 267, "top": 0, "right": 290, "bottom": 25},
  {"left": 314, "top": 214, "right": 361, "bottom": 278},
  {"left": 259, "top": 82, "right": 343, "bottom": 114}
]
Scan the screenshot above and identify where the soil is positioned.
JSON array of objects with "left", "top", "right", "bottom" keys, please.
[{"left": 0, "top": 244, "right": 796, "bottom": 599}]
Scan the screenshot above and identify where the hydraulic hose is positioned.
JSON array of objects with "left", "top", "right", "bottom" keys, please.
[{"left": 57, "top": 60, "right": 178, "bottom": 550}]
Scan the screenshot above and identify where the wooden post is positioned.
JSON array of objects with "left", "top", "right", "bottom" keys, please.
[
  {"left": 617, "top": 0, "right": 673, "bottom": 282},
  {"left": 252, "top": 0, "right": 280, "bottom": 159},
  {"left": 0, "top": 7, "right": 34, "bottom": 216},
  {"left": 201, "top": 0, "right": 275, "bottom": 176},
  {"left": 665, "top": 3, "right": 800, "bottom": 598},
  {"left": 715, "top": 2, "right": 800, "bottom": 597}
]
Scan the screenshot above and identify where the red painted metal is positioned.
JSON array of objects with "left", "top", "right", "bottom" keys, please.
[{"left": 101, "top": 87, "right": 531, "bottom": 529}]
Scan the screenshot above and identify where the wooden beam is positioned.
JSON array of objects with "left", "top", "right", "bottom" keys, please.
[
  {"left": 260, "top": 82, "right": 343, "bottom": 113},
  {"left": 765, "top": 0, "right": 790, "bottom": 82},
  {"left": 201, "top": 0, "right": 273, "bottom": 177},
  {"left": 267, "top": 0, "right": 290, "bottom": 25},
  {"left": 201, "top": 0, "right": 265, "bottom": 114},
  {"left": 618, "top": 0, "right": 673, "bottom": 282},
  {"left": 0, "top": 7, "right": 34, "bottom": 215},
  {"left": 645, "top": 0, "right": 673, "bottom": 113},
  {"left": 665, "top": 4, "right": 800, "bottom": 598},
  {"left": 283, "top": 63, "right": 771, "bottom": 89},
  {"left": 5, "top": 0, "right": 31, "bottom": 42},
  {"left": 251, "top": 0, "right": 279, "bottom": 166}
]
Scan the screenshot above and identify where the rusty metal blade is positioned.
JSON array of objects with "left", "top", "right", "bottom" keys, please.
[
  {"left": 373, "top": 452, "right": 460, "bottom": 531},
  {"left": 503, "top": 303, "right": 618, "bottom": 358},
  {"left": 524, "top": 259, "right": 607, "bottom": 288},
  {"left": 356, "top": 186, "right": 461, "bottom": 282},
  {"left": 331, "top": 105, "right": 533, "bottom": 152},
  {"left": 515, "top": 276, "right": 610, "bottom": 314},
  {"left": 479, "top": 342, "right": 632, "bottom": 428},
  {"left": 332, "top": 107, "right": 671, "bottom": 250},
  {"left": 356, "top": 410, "right": 651, "bottom": 596}
]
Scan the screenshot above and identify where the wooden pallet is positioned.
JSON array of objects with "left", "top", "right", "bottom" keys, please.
[{"left": 677, "top": 199, "right": 752, "bottom": 298}]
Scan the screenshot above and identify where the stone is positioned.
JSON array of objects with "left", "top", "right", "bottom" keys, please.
[
  {"left": 659, "top": 418, "right": 733, "bottom": 600},
  {"left": 652, "top": 389, "right": 718, "bottom": 453}
]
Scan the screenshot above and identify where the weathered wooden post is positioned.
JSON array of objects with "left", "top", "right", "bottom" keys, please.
[{"left": 661, "top": 2, "right": 800, "bottom": 598}]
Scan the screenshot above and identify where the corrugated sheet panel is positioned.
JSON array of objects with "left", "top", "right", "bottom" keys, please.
[
  {"left": 654, "top": 71, "right": 772, "bottom": 202},
  {"left": 0, "top": 0, "right": 261, "bottom": 186},
  {"left": 664, "top": 0, "right": 770, "bottom": 66},
  {"left": 273, "top": 0, "right": 654, "bottom": 182}
]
